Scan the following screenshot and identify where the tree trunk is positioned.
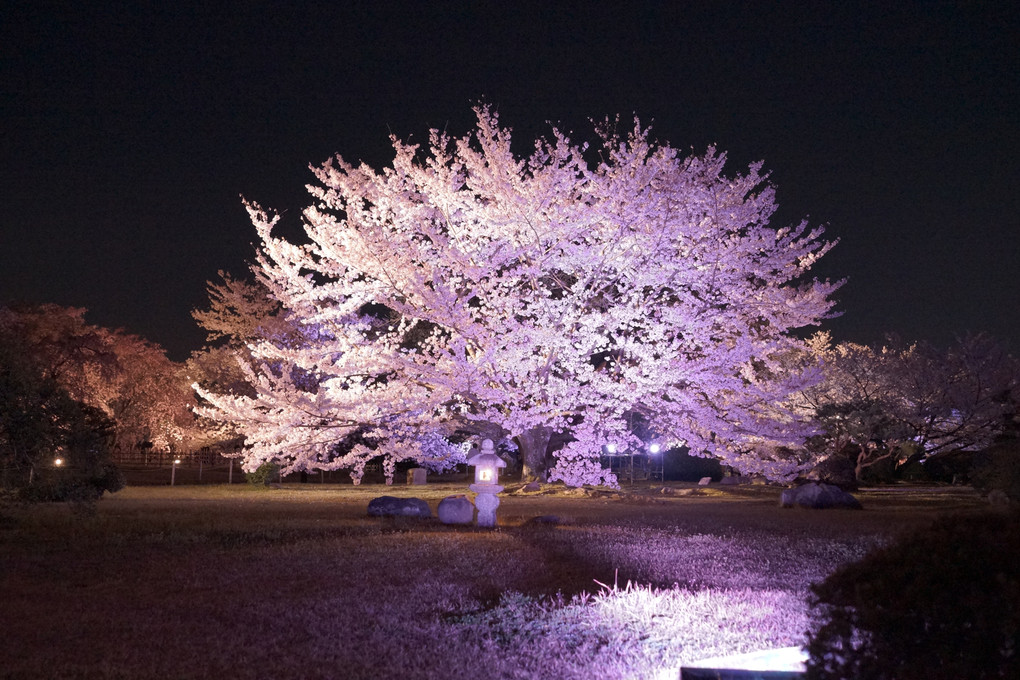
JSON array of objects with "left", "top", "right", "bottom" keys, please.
[
  {"left": 517, "top": 426, "right": 552, "bottom": 483},
  {"left": 856, "top": 443, "right": 894, "bottom": 481},
  {"left": 854, "top": 444, "right": 867, "bottom": 481}
]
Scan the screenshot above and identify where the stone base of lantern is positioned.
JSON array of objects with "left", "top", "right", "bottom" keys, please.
[{"left": 470, "top": 483, "right": 503, "bottom": 527}]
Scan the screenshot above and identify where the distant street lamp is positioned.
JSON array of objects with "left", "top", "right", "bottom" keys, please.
[
  {"left": 647, "top": 442, "right": 663, "bottom": 480},
  {"left": 53, "top": 458, "right": 64, "bottom": 467},
  {"left": 171, "top": 458, "right": 181, "bottom": 486}
]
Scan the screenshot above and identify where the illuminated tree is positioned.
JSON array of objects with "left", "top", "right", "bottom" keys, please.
[
  {"left": 796, "top": 336, "right": 914, "bottom": 480},
  {"left": 0, "top": 304, "right": 196, "bottom": 458},
  {"left": 0, "top": 319, "right": 123, "bottom": 503},
  {"left": 107, "top": 333, "right": 196, "bottom": 454},
  {"left": 197, "top": 108, "right": 840, "bottom": 484},
  {"left": 187, "top": 273, "right": 283, "bottom": 448},
  {"left": 192, "top": 270, "right": 291, "bottom": 348},
  {"left": 800, "top": 333, "right": 1019, "bottom": 479}
]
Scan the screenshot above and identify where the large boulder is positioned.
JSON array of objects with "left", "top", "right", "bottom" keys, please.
[
  {"left": 367, "top": 496, "right": 432, "bottom": 518},
  {"left": 780, "top": 482, "right": 862, "bottom": 510},
  {"left": 438, "top": 494, "right": 474, "bottom": 524}
]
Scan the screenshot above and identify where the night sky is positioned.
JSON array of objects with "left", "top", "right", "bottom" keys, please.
[{"left": 3, "top": 2, "right": 1018, "bottom": 360}]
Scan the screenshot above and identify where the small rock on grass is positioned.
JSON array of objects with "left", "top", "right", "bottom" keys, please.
[
  {"left": 367, "top": 496, "right": 432, "bottom": 518},
  {"left": 988, "top": 489, "right": 1010, "bottom": 506},
  {"left": 438, "top": 494, "right": 474, "bottom": 524},
  {"left": 511, "top": 481, "right": 544, "bottom": 495},
  {"left": 660, "top": 487, "right": 696, "bottom": 496}
]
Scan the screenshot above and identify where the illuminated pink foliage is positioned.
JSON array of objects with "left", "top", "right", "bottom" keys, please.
[
  {"left": 1, "top": 304, "right": 196, "bottom": 454},
  {"left": 196, "top": 107, "right": 840, "bottom": 483}
]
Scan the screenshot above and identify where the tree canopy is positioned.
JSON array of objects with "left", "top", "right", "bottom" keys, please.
[
  {"left": 196, "top": 108, "right": 841, "bottom": 484},
  {"left": 0, "top": 304, "right": 197, "bottom": 457}
]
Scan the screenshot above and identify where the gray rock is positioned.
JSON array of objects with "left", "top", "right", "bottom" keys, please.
[
  {"left": 780, "top": 482, "right": 862, "bottom": 510},
  {"left": 720, "top": 475, "right": 750, "bottom": 486},
  {"left": 698, "top": 477, "right": 712, "bottom": 486},
  {"left": 367, "top": 496, "right": 432, "bottom": 518},
  {"left": 521, "top": 481, "right": 542, "bottom": 492},
  {"left": 988, "top": 489, "right": 1011, "bottom": 506},
  {"left": 438, "top": 494, "right": 474, "bottom": 524}
]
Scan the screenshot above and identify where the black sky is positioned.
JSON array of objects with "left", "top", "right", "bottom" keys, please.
[{"left": 2, "top": 1, "right": 1018, "bottom": 360}]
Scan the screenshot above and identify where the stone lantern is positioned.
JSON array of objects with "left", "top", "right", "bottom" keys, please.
[{"left": 467, "top": 439, "right": 506, "bottom": 527}]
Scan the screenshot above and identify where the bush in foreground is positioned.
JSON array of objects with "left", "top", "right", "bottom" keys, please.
[
  {"left": 806, "top": 511, "right": 1020, "bottom": 680},
  {"left": 971, "top": 439, "right": 1020, "bottom": 502}
]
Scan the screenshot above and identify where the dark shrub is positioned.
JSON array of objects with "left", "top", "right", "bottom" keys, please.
[
  {"left": 812, "top": 448, "right": 859, "bottom": 489},
  {"left": 857, "top": 454, "right": 896, "bottom": 485},
  {"left": 245, "top": 462, "right": 278, "bottom": 486},
  {"left": 912, "top": 450, "right": 974, "bottom": 484},
  {"left": 20, "top": 463, "right": 124, "bottom": 504},
  {"left": 806, "top": 512, "right": 1020, "bottom": 680},
  {"left": 663, "top": 447, "right": 722, "bottom": 482},
  {"left": 972, "top": 440, "right": 1020, "bottom": 501}
]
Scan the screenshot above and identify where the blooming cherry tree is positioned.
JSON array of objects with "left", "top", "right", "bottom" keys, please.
[{"left": 197, "top": 108, "right": 840, "bottom": 484}]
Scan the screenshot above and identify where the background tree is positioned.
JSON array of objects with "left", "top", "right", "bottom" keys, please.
[
  {"left": 197, "top": 108, "right": 841, "bottom": 484},
  {"left": 0, "top": 321, "right": 123, "bottom": 506},
  {"left": 797, "top": 336, "right": 914, "bottom": 481},
  {"left": 892, "top": 334, "right": 1018, "bottom": 464},
  {"left": 107, "top": 333, "right": 197, "bottom": 455},
  {"left": 0, "top": 304, "right": 197, "bottom": 460},
  {"left": 800, "top": 333, "right": 1018, "bottom": 481}
]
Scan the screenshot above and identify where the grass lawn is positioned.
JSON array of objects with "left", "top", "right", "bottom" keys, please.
[{"left": 0, "top": 481, "right": 986, "bottom": 679}]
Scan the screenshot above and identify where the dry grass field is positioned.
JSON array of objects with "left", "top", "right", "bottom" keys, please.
[{"left": 0, "top": 481, "right": 986, "bottom": 679}]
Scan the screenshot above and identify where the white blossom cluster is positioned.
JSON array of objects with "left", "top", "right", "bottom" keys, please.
[{"left": 196, "top": 107, "right": 840, "bottom": 484}]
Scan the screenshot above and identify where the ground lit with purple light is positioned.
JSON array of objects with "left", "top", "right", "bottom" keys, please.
[
  {"left": 2, "top": 3, "right": 1018, "bottom": 678},
  {"left": 4, "top": 482, "right": 974, "bottom": 679}
]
